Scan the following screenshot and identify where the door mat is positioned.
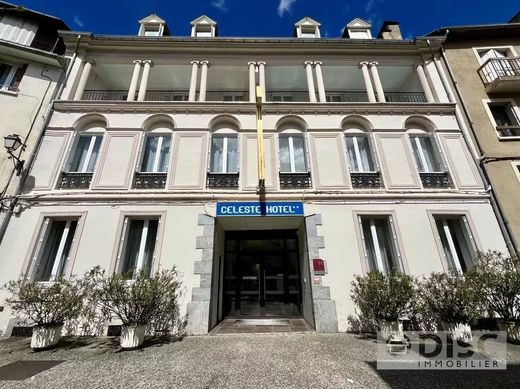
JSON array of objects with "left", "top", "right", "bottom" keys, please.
[{"left": 236, "top": 319, "right": 291, "bottom": 326}]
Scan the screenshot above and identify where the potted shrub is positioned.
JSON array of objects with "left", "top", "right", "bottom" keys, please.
[
  {"left": 5, "top": 277, "right": 84, "bottom": 350},
  {"left": 418, "top": 271, "right": 479, "bottom": 343},
  {"left": 88, "top": 267, "right": 183, "bottom": 349},
  {"left": 466, "top": 251, "right": 520, "bottom": 343},
  {"left": 351, "top": 271, "right": 416, "bottom": 342}
]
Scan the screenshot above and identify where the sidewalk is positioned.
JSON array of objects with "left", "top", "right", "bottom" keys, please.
[{"left": 0, "top": 332, "right": 519, "bottom": 388}]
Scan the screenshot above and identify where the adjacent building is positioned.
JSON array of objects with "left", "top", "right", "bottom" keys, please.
[
  {"left": 429, "top": 16, "right": 520, "bottom": 253},
  {"left": 0, "top": 1, "right": 68, "bottom": 234},
  {"left": 0, "top": 13, "right": 509, "bottom": 336}
]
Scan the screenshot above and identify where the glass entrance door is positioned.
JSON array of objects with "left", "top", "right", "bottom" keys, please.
[{"left": 222, "top": 231, "right": 302, "bottom": 318}]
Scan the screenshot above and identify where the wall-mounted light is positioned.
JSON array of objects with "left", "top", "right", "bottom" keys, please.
[{"left": 4, "top": 134, "right": 25, "bottom": 176}]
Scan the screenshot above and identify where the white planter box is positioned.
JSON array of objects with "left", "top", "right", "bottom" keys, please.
[
  {"left": 31, "top": 324, "right": 63, "bottom": 350},
  {"left": 443, "top": 322, "right": 472, "bottom": 343},
  {"left": 378, "top": 320, "right": 404, "bottom": 343},
  {"left": 498, "top": 320, "right": 520, "bottom": 344},
  {"left": 120, "top": 324, "right": 146, "bottom": 349}
]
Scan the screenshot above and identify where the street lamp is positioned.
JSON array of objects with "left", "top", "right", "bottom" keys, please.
[{"left": 4, "top": 134, "right": 25, "bottom": 176}]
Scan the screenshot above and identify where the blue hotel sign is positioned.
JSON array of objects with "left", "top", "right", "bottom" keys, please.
[{"left": 216, "top": 202, "right": 304, "bottom": 217}]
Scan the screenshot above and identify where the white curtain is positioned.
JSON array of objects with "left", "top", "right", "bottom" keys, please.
[
  {"left": 279, "top": 136, "right": 306, "bottom": 173},
  {"left": 210, "top": 136, "right": 238, "bottom": 173},
  {"left": 226, "top": 137, "right": 239, "bottom": 173},
  {"left": 346, "top": 136, "right": 374, "bottom": 172},
  {"left": 411, "top": 136, "right": 441, "bottom": 173},
  {"left": 70, "top": 135, "right": 102, "bottom": 173}
]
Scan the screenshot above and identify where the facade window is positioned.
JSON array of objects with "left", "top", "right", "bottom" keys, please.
[
  {"left": 279, "top": 135, "right": 307, "bottom": 173},
  {"left": 69, "top": 134, "right": 103, "bottom": 173},
  {"left": 488, "top": 102, "right": 520, "bottom": 137},
  {"left": 210, "top": 135, "right": 239, "bottom": 173},
  {"left": 195, "top": 25, "right": 212, "bottom": 37},
  {"left": 0, "top": 63, "right": 27, "bottom": 92},
  {"left": 32, "top": 218, "right": 79, "bottom": 282},
  {"left": 300, "top": 26, "right": 317, "bottom": 38},
  {"left": 143, "top": 26, "right": 160, "bottom": 36},
  {"left": 434, "top": 216, "right": 476, "bottom": 273},
  {"left": 117, "top": 217, "right": 160, "bottom": 279},
  {"left": 359, "top": 216, "right": 402, "bottom": 275},
  {"left": 345, "top": 135, "right": 376, "bottom": 172},
  {"left": 140, "top": 135, "right": 171, "bottom": 173},
  {"left": 409, "top": 135, "right": 443, "bottom": 173}
]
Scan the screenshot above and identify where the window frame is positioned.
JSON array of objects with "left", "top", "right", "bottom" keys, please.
[
  {"left": 208, "top": 133, "right": 240, "bottom": 174},
  {"left": 353, "top": 211, "right": 408, "bottom": 275},
  {"left": 473, "top": 46, "right": 518, "bottom": 66},
  {"left": 482, "top": 98, "right": 520, "bottom": 140},
  {"left": 138, "top": 133, "right": 172, "bottom": 173},
  {"left": 278, "top": 133, "right": 309, "bottom": 174},
  {"left": 408, "top": 133, "right": 446, "bottom": 174},
  {"left": 23, "top": 212, "right": 87, "bottom": 282},
  {"left": 512, "top": 160, "right": 520, "bottom": 184},
  {"left": 0, "top": 61, "right": 26, "bottom": 94},
  {"left": 66, "top": 132, "right": 105, "bottom": 173},
  {"left": 344, "top": 132, "right": 379, "bottom": 173},
  {"left": 428, "top": 211, "right": 480, "bottom": 274},
  {"left": 110, "top": 211, "right": 167, "bottom": 277}
]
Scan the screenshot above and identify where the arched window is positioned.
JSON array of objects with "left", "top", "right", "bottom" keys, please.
[
  {"left": 207, "top": 117, "right": 241, "bottom": 189},
  {"left": 67, "top": 117, "right": 107, "bottom": 174},
  {"left": 140, "top": 122, "right": 173, "bottom": 174}
]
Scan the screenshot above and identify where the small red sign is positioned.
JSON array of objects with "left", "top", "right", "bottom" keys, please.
[{"left": 313, "top": 258, "right": 325, "bottom": 274}]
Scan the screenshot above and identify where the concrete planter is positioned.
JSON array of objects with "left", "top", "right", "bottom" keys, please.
[
  {"left": 31, "top": 324, "right": 63, "bottom": 350},
  {"left": 498, "top": 320, "right": 520, "bottom": 344},
  {"left": 443, "top": 322, "right": 473, "bottom": 343},
  {"left": 120, "top": 324, "right": 146, "bottom": 349},
  {"left": 378, "top": 320, "right": 404, "bottom": 343}
]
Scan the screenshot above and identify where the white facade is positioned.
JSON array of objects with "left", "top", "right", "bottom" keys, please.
[{"left": 0, "top": 17, "right": 508, "bottom": 335}]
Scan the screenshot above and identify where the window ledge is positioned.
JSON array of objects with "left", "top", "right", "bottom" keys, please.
[
  {"left": 0, "top": 89, "right": 19, "bottom": 97},
  {"left": 497, "top": 136, "right": 520, "bottom": 141}
]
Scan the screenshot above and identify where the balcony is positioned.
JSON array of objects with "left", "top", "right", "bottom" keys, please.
[
  {"left": 57, "top": 172, "right": 93, "bottom": 190},
  {"left": 350, "top": 172, "right": 382, "bottom": 189},
  {"left": 133, "top": 172, "right": 167, "bottom": 189},
  {"left": 419, "top": 172, "right": 451, "bottom": 189},
  {"left": 326, "top": 92, "right": 369, "bottom": 103},
  {"left": 279, "top": 172, "right": 312, "bottom": 189},
  {"left": 82, "top": 90, "right": 190, "bottom": 102},
  {"left": 496, "top": 125, "right": 520, "bottom": 138},
  {"left": 478, "top": 57, "right": 520, "bottom": 93},
  {"left": 267, "top": 91, "right": 310, "bottom": 103},
  {"left": 207, "top": 173, "right": 239, "bottom": 189},
  {"left": 384, "top": 92, "right": 426, "bottom": 103},
  {"left": 205, "top": 90, "right": 248, "bottom": 102}
]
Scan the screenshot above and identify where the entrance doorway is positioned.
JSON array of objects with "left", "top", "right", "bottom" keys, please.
[{"left": 222, "top": 230, "right": 302, "bottom": 318}]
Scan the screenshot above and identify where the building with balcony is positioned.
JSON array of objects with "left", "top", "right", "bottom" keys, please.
[
  {"left": 0, "top": 13, "right": 509, "bottom": 336},
  {"left": 0, "top": 1, "right": 68, "bottom": 230},
  {"left": 429, "top": 15, "right": 520, "bottom": 253}
]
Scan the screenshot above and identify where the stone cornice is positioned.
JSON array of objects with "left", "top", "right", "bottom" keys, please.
[{"left": 53, "top": 101, "right": 456, "bottom": 116}]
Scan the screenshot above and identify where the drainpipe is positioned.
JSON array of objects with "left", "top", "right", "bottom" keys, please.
[
  {"left": 426, "top": 36, "right": 518, "bottom": 256},
  {"left": 0, "top": 34, "right": 83, "bottom": 245}
]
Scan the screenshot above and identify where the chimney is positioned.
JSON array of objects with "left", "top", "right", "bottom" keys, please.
[{"left": 377, "top": 21, "right": 402, "bottom": 40}]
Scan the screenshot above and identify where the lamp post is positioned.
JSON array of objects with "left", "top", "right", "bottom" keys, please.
[{"left": 4, "top": 134, "right": 25, "bottom": 176}]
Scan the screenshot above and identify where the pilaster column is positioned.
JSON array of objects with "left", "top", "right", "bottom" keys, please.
[
  {"left": 415, "top": 63, "right": 435, "bottom": 103},
  {"left": 127, "top": 60, "right": 142, "bottom": 101},
  {"left": 198, "top": 60, "right": 209, "bottom": 102},
  {"left": 137, "top": 60, "right": 152, "bottom": 102},
  {"left": 304, "top": 61, "right": 317, "bottom": 103},
  {"left": 314, "top": 61, "right": 326, "bottom": 103},
  {"left": 73, "top": 60, "right": 95, "bottom": 101},
  {"left": 359, "top": 62, "right": 376, "bottom": 103},
  {"left": 188, "top": 61, "right": 199, "bottom": 102},
  {"left": 248, "top": 61, "right": 257, "bottom": 103},
  {"left": 369, "top": 62, "right": 386, "bottom": 102},
  {"left": 258, "top": 61, "right": 266, "bottom": 102}
]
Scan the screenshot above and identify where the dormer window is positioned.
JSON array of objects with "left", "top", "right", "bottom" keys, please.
[
  {"left": 343, "top": 18, "right": 372, "bottom": 39},
  {"left": 191, "top": 15, "right": 217, "bottom": 38},
  {"left": 138, "top": 14, "right": 168, "bottom": 37},
  {"left": 295, "top": 17, "right": 321, "bottom": 39}
]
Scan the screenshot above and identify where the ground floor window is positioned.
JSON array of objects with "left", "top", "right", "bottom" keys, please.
[
  {"left": 32, "top": 218, "right": 79, "bottom": 282},
  {"left": 434, "top": 215, "right": 476, "bottom": 273},
  {"left": 358, "top": 215, "right": 402, "bottom": 274},
  {"left": 117, "top": 217, "right": 159, "bottom": 279}
]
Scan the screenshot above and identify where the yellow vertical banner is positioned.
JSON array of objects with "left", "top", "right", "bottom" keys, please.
[{"left": 256, "top": 85, "right": 266, "bottom": 190}]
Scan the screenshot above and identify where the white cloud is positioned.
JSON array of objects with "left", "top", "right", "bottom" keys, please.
[
  {"left": 212, "top": 0, "right": 228, "bottom": 12},
  {"left": 278, "top": 0, "right": 297, "bottom": 17},
  {"left": 73, "top": 15, "right": 84, "bottom": 28}
]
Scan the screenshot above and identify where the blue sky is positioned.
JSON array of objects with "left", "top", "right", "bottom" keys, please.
[{"left": 13, "top": 0, "right": 520, "bottom": 39}]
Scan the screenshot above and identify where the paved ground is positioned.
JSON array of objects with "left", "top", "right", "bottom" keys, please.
[{"left": 0, "top": 333, "right": 519, "bottom": 388}]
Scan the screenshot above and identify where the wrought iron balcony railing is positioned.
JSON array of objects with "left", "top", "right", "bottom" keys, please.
[
  {"left": 384, "top": 92, "right": 427, "bottom": 103},
  {"left": 350, "top": 172, "right": 382, "bottom": 189},
  {"left": 326, "top": 92, "right": 369, "bottom": 102},
  {"left": 419, "top": 172, "right": 451, "bottom": 189},
  {"left": 144, "top": 90, "right": 189, "bottom": 101},
  {"left": 82, "top": 90, "right": 190, "bottom": 101},
  {"left": 279, "top": 172, "right": 312, "bottom": 189},
  {"left": 82, "top": 90, "right": 129, "bottom": 101},
  {"left": 497, "top": 125, "right": 520, "bottom": 138},
  {"left": 478, "top": 57, "right": 520, "bottom": 85},
  {"left": 57, "top": 172, "right": 93, "bottom": 190},
  {"left": 205, "top": 90, "right": 248, "bottom": 102},
  {"left": 267, "top": 91, "right": 310, "bottom": 102},
  {"left": 207, "top": 173, "right": 239, "bottom": 189},
  {"left": 133, "top": 172, "right": 167, "bottom": 189}
]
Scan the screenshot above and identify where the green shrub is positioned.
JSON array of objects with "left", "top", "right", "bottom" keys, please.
[
  {"left": 5, "top": 277, "right": 84, "bottom": 327},
  {"left": 350, "top": 271, "right": 416, "bottom": 329}
]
